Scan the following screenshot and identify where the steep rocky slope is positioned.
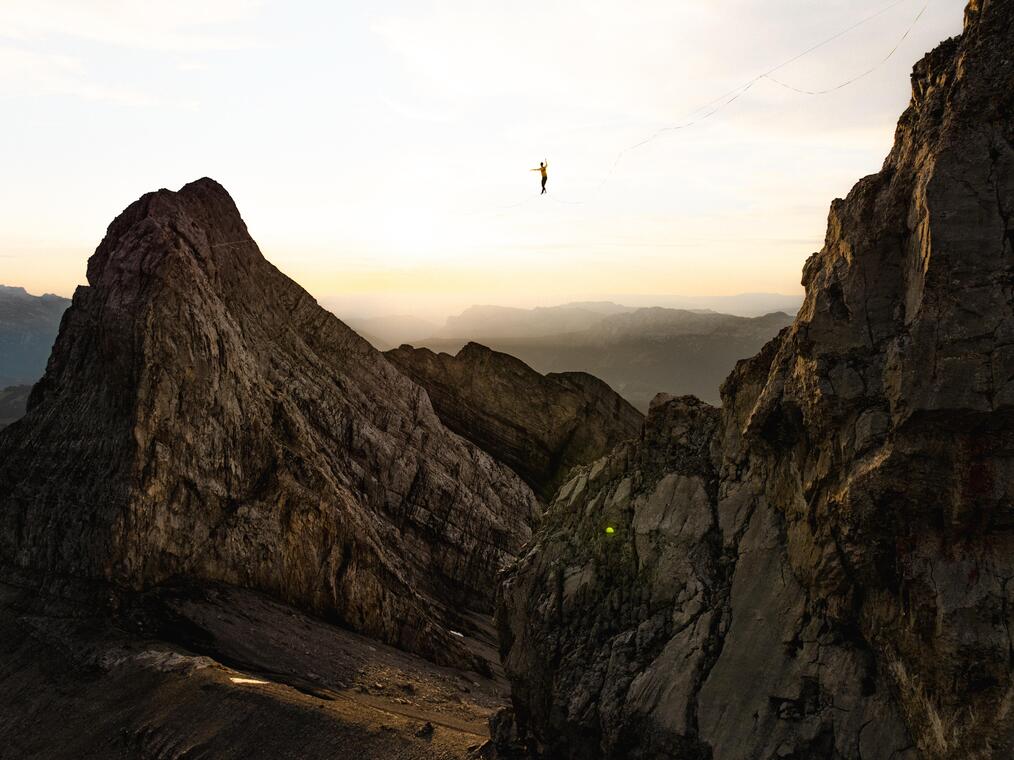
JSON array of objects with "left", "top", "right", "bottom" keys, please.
[
  {"left": 0, "top": 178, "right": 539, "bottom": 668},
  {"left": 498, "top": 3, "right": 1014, "bottom": 758},
  {"left": 386, "top": 342, "right": 643, "bottom": 502}
]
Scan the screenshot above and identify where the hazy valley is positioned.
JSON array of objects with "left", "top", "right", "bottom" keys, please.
[
  {"left": 391, "top": 306, "right": 795, "bottom": 410},
  {"left": 0, "top": 287, "right": 796, "bottom": 428}
]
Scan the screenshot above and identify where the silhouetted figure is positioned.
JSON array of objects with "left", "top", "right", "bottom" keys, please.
[{"left": 531, "top": 160, "right": 548, "bottom": 194}]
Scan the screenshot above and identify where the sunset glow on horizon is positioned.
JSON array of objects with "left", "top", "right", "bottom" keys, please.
[{"left": 0, "top": 1, "right": 964, "bottom": 321}]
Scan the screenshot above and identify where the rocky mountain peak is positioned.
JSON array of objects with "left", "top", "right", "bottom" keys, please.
[
  {"left": 83, "top": 178, "right": 267, "bottom": 319},
  {"left": 1, "top": 178, "right": 540, "bottom": 668}
]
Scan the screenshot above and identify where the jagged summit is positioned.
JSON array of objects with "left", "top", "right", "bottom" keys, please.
[
  {"left": 386, "top": 342, "right": 643, "bottom": 502},
  {"left": 85, "top": 177, "right": 262, "bottom": 303},
  {"left": 1, "top": 178, "right": 540, "bottom": 668}
]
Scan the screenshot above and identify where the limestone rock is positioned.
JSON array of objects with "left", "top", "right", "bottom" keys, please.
[
  {"left": 385, "top": 342, "right": 643, "bottom": 502},
  {"left": 0, "top": 178, "right": 540, "bottom": 667},
  {"left": 498, "top": 3, "right": 1014, "bottom": 757}
]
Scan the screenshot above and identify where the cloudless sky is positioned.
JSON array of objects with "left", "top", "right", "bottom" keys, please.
[{"left": 0, "top": 1, "right": 964, "bottom": 321}]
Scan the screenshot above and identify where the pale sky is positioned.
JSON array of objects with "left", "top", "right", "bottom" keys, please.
[{"left": 0, "top": 1, "right": 963, "bottom": 321}]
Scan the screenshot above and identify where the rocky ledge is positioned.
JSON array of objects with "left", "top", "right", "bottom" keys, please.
[{"left": 386, "top": 342, "right": 643, "bottom": 502}]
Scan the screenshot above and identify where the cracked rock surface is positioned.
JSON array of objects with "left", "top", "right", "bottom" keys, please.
[
  {"left": 386, "top": 342, "right": 643, "bottom": 502},
  {"left": 497, "top": 2, "right": 1014, "bottom": 757},
  {"left": 0, "top": 178, "right": 540, "bottom": 668}
]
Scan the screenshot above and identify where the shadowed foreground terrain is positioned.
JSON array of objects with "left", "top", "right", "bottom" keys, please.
[{"left": 0, "top": 579, "right": 505, "bottom": 759}]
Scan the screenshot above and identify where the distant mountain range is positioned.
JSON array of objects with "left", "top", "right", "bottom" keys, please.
[
  {"left": 382, "top": 305, "right": 794, "bottom": 410},
  {"left": 341, "top": 294, "right": 801, "bottom": 349},
  {"left": 603, "top": 292, "right": 804, "bottom": 317},
  {"left": 0, "top": 285, "right": 793, "bottom": 420},
  {"left": 342, "top": 313, "right": 441, "bottom": 348},
  {"left": 440, "top": 301, "right": 636, "bottom": 339},
  {"left": 0, "top": 285, "right": 70, "bottom": 388}
]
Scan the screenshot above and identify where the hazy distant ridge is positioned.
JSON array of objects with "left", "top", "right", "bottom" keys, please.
[
  {"left": 393, "top": 304, "right": 794, "bottom": 409},
  {"left": 344, "top": 294, "right": 800, "bottom": 349},
  {"left": 0, "top": 285, "right": 71, "bottom": 388}
]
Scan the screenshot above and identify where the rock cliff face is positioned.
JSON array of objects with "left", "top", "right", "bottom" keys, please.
[
  {"left": 386, "top": 342, "right": 643, "bottom": 502},
  {"left": 498, "top": 3, "right": 1014, "bottom": 758},
  {"left": 0, "top": 178, "right": 539, "bottom": 667}
]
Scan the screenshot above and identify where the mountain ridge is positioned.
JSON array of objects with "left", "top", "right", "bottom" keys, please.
[
  {"left": 0, "top": 177, "right": 540, "bottom": 668},
  {"left": 415, "top": 308, "right": 794, "bottom": 409},
  {"left": 386, "top": 341, "right": 644, "bottom": 502}
]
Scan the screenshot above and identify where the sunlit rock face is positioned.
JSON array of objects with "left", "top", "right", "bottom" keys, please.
[
  {"left": 0, "top": 178, "right": 539, "bottom": 668},
  {"left": 498, "top": 2, "right": 1014, "bottom": 757},
  {"left": 386, "top": 342, "right": 644, "bottom": 502}
]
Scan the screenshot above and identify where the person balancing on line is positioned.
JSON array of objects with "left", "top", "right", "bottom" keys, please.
[{"left": 531, "top": 159, "right": 548, "bottom": 195}]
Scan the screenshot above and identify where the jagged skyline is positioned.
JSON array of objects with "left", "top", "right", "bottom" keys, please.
[{"left": 0, "top": 1, "right": 963, "bottom": 316}]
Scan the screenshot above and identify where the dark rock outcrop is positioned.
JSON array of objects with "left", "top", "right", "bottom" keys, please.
[
  {"left": 386, "top": 342, "right": 643, "bottom": 501},
  {"left": 0, "top": 384, "right": 30, "bottom": 429},
  {"left": 498, "top": 3, "right": 1014, "bottom": 758},
  {"left": 0, "top": 178, "right": 539, "bottom": 667}
]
